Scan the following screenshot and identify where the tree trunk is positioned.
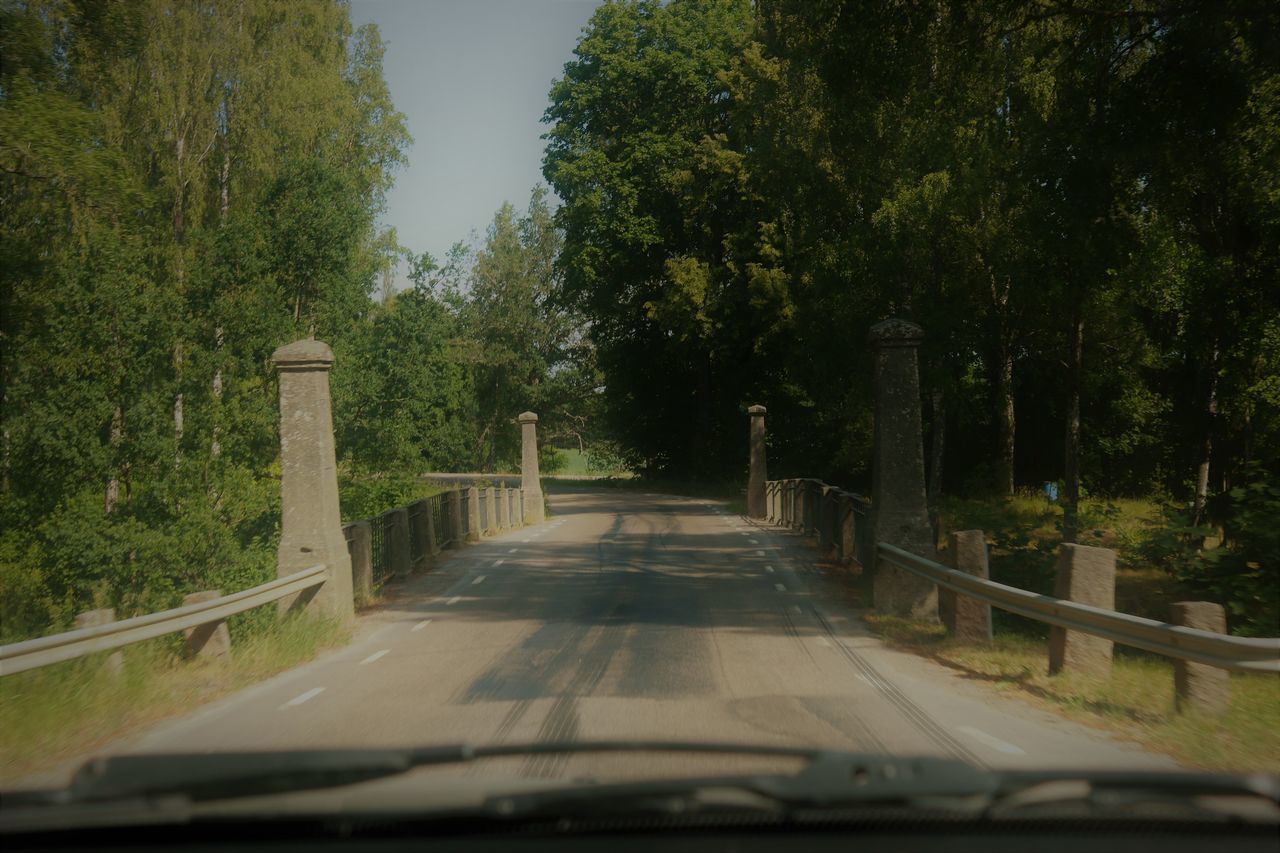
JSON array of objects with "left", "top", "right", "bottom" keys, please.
[
  {"left": 928, "top": 388, "right": 946, "bottom": 540},
  {"left": 106, "top": 403, "right": 124, "bottom": 514},
  {"left": 1192, "top": 342, "right": 1219, "bottom": 528},
  {"left": 1062, "top": 311, "right": 1084, "bottom": 544},
  {"left": 995, "top": 344, "right": 1015, "bottom": 496}
]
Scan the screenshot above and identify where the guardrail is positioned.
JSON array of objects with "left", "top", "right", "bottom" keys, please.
[
  {"left": 761, "top": 478, "right": 1280, "bottom": 676},
  {"left": 877, "top": 544, "right": 1280, "bottom": 674},
  {"left": 0, "top": 564, "right": 327, "bottom": 677}
]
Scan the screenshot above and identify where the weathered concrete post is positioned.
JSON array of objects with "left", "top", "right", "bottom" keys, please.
[
  {"left": 272, "top": 339, "right": 353, "bottom": 622},
  {"left": 519, "top": 412, "right": 545, "bottom": 523},
  {"left": 486, "top": 485, "right": 498, "bottom": 534},
  {"left": 1048, "top": 543, "right": 1115, "bottom": 676},
  {"left": 423, "top": 501, "right": 438, "bottom": 557},
  {"left": 385, "top": 507, "right": 411, "bottom": 577},
  {"left": 515, "top": 488, "right": 525, "bottom": 526},
  {"left": 347, "top": 521, "right": 373, "bottom": 604},
  {"left": 409, "top": 500, "right": 434, "bottom": 570},
  {"left": 839, "top": 495, "right": 857, "bottom": 565},
  {"left": 1171, "top": 601, "right": 1230, "bottom": 714},
  {"left": 498, "top": 485, "right": 510, "bottom": 529},
  {"left": 181, "top": 591, "right": 231, "bottom": 659},
  {"left": 449, "top": 488, "right": 464, "bottom": 546},
  {"left": 867, "top": 319, "right": 938, "bottom": 620},
  {"left": 466, "top": 486, "right": 481, "bottom": 542},
  {"left": 940, "top": 530, "right": 993, "bottom": 643},
  {"left": 747, "top": 405, "right": 768, "bottom": 518}
]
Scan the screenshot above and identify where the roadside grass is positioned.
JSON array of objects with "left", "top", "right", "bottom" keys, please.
[
  {"left": 0, "top": 611, "right": 347, "bottom": 784},
  {"left": 863, "top": 614, "right": 1280, "bottom": 772}
]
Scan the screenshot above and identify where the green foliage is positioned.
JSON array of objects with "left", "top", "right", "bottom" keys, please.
[{"left": 337, "top": 475, "right": 448, "bottom": 523}]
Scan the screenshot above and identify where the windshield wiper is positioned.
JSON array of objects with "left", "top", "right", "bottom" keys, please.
[{"left": 13, "top": 741, "right": 989, "bottom": 807}]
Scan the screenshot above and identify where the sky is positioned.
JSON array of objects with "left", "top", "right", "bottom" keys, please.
[{"left": 348, "top": 0, "right": 602, "bottom": 288}]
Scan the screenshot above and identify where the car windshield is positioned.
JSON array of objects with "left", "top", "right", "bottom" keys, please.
[{"left": 1, "top": 0, "right": 1277, "bottom": 813}]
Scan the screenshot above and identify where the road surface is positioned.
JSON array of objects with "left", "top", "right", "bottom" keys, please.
[{"left": 38, "top": 487, "right": 1177, "bottom": 783}]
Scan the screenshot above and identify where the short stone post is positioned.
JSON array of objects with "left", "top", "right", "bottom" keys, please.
[
  {"left": 519, "top": 412, "right": 545, "bottom": 523},
  {"left": 497, "top": 486, "right": 510, "bottom": 529},
  {"left": 385, "top": 507, "right": 411, "bottom": 577},
  {"left": 347, "top": 521, "right": 373, "bottom": 604},
  {"left": 465, "top": 486, "right": 481, "bottom": 542},
  {"left": 940, "top": 530, "right": 993, "bottom": 643},
  {"left": 486, "top": 485, "right": 498, "bottom": 534},
  {"left": 75, "top": 608, "right": 124, "bottom": 677},
  {"left": 181, "top": 591, "right": 231, "bottom": 659},
  {"left": 867, "top": 319, "right": 938, "bottom": 620},
  {"left": 515, "top": 488, "right": 525, "bottom": 526},
  {"left": 840, "top": 495, "right": 857, "bottom": 565},
  {"left": 272, "top": 339, "right": 353, "bottom": 622},
  {"left": 747, "top": 405, "right": 768, "bottom": 518},
  {"left": 425, "top": 502, "right": 439, "bottom": 556},
  {"left": 792, "top": 481, "right": 806, "bottom": 532},
  {"left": 409, "top": 500, "right": 434, "bottom": 570},
  {"left": 449, "top": 488, "right": 464, "bottom": 546},
  {"left": 1048, "top": 543, "right": 1116, "bottom": 676},
  {"left": 1171, "top": 602, "right": 1230, "bottom": 714}
]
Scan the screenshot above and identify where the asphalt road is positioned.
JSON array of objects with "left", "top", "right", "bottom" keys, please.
[{"left": 53, "top": 487, "right": 1178, "bottom": 784}]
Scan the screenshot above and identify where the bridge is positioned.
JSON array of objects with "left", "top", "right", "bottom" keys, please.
[{"left": 3, "top": 324, "right": 1277, "bottom": 784}]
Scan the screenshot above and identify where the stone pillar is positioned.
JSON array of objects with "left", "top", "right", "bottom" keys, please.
[
  {"left": 1171, "top": 602, "right": 1230, "bottom": 714},
  {"left": 747, "top": 405, "right": 768, "bottom": 518},
  {"left": 1048, "top": 543, "right": 1116, "bottom": 676},
  {"left": 181, "top": 591, "right": 231, "bottom": 659},
  {"left": 449, "top": 488, "right": 464, "bottom": 546},
  {"left": 272, "top": 339, "right": 353, "bottom": 622},
  {"left": 486, "top": 485, "right": 498, "bottom": 534},
  {"left": 466, "top": 486, "right": 481, "bottom": 542},
  {"left": 347, "top": 521, "right": 373, "bottom": 604},
  {"left": 867, "top": 319, "right": 938, "bottom": 620},
  {"left": 940, "top": 530, "right": 993, "bottom": 643},
  {"left": 519, "top": 412, "right": 545, "bottom": 523},
  {"left": 498, "top": 486, "right": 510, "bottom": 529},
  {"left": 515, "top": 488, "right": 525, "bottom": 526},
  {"left": 75, "top": 608, "right": 124, "bottom": 677}
]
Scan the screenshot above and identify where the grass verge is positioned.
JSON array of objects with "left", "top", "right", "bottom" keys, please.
[
  {"left": 0, "top": 611, "right": 348, "bottom": 784},
  {"left": 863, "top": 614, "right": 1280, "bottom": 772}
]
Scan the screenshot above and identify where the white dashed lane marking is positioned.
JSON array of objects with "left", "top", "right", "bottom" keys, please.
[
  {"left": 755, "top": 550, "right": 766, "bottom": 556},
  {"left": 412, "top": 619, "right": 431, "bottom": 632},
  {"left": 957, "top": 726, "right": 1026, "bottom": 755},
  {"left": 764, "top": 565, "right": 774, "bottom": 573},
  {"left": 774, "top": 583, "right": 787, "bottom": 592},
  {"left": 360, "top": 649, "right": 389, "bottom": 666},
  {"left": 446, "top": 596, "right": 461, "bottom": 605},
  {"left": 472, "top": 575, "right": 486, "bottom": 585},
  {"left": 492, "top": 559, "right": 504, "bottom": 567},
  {"left": 279, "top": 688, "right": 324, "bottom": 710}
]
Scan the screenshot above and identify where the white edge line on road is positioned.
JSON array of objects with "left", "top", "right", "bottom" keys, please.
[
  {"left": 492, "top": 559, "right": 504, "bottom": 567},
  {"left": 774, "top": 583, "right": 786, "bottom": 592},
  {"left": 472, "top": 575, "right": 486, "bottom": 585},
  {"left": 412, "top": 619, "right": 431, "bottom": 632},
  {"left": 956, "top": 726, "right": 1026, "bottom": 755},
  {"left": 278, "top": 687, "right": 324, "bottom": 710},
  {"left": 446, "top": 596, "right": 461, "bottom": 605},
  {"left": 359, "top": 649, "right": 389, "bottom": 666}
]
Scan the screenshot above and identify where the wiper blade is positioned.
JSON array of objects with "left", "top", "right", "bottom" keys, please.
[{"left": 37, "top": 741, "right": 829, "bottom": 804}]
